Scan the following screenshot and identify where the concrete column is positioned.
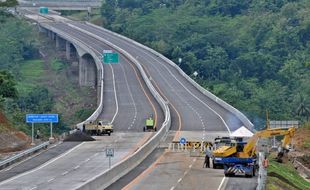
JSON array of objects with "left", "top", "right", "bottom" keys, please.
[
  {"left": 48, "top": 30, "right": 52, "bottom": 38},
  {"left": 66, "top": 41, "right": 71, "bottom": 60},
  {"left": 79, "top": 55, "right": 97, "bottom": 87},
  {"left": 56, "top": 35, "right": 60, "bottom": 49},
  {"left": 55, "top": 35, "right": 65, "bottom": 50},
  {"left": 97, "top": 69, "right": 102, "bottom": 106},
  {"left": 51, "top": 32, "right": 55, "bottom": 41}
]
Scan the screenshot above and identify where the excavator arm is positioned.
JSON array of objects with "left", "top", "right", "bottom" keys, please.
[
  {"left": 242, "top": 127, "right": 296, "bottom": 157},
  {"left": 213, "top": 127, "right": 296, "bottom": 159}
]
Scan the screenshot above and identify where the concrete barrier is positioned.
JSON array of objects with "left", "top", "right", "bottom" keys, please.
[
  {"left": 65, "top": 23, "right": 171, "bottom": 190},
  {"left": 27, "top": 12, "right": 171, "bottom": 190},
  {"left": 86, "top": 22, "right": 254, "bottom": 131}
]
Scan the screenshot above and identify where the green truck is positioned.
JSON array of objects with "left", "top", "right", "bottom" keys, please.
[{"left": 143, "top": 115, "right": 156, "bottom": 132}]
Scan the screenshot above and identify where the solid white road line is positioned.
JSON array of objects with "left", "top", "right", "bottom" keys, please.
[
  {"left": 217, "top": 177, "right": 226, "bottom": 190},
  {"left": 0, "top": 142, "right": 85, "bottom": 185}
]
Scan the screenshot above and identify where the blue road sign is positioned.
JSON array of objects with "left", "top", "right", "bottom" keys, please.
[
  {"left": 26, "top": 114, "right": 59, "bottom": 123},
  {"left": 180, "top": 137, "right": 186, "bottom": 145}
]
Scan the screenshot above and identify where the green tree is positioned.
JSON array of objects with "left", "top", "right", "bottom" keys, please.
[{"left": 0, "top": 71, "right": 17, "bottom": 100}]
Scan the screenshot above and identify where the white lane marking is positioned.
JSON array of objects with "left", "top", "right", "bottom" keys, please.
[
  {"left": 184, "top": 171, "right": 188, "bottom": 175},
  {"left": 74, "top": 165, "right": 80, "bottom": 169},
  {"left": 189, "top": 164, "right": 192, "bottom": 168},
  {"left": 148, "top": 55, "right": 230, "bottom": 133},
  {"left": 94, "top": 27, "right": 231, "bottom": 132},
  {"left": 217, "top": 177, "right": 226, "bottom": 190},
  {"left": 29, "top": 186, "right": 37, "bottom": 190},
  {"left": 62, "top": 171, "right": 69, "bottom": 176},
  {"left": 47, "top": 178, "right": 55, "bottom": 182},
  {"left": 85, "top": 158, "right": 90, "bottom": 162},
  {"left": 170, "top": 187, "right": 175, "bottom": 190},
  {"left": 0, "top": 142, "right": 85, "bottom": 185},
  {"left": 119, "top": 55, "right": 138, "bottom": 130},
  {"left": 177, "top": 178, "right": 182, "bottom": 183},
  {"left": 4, "top": 167, "right": 12, "bottom": 171},
  {"left": 109, "top": 63, "right": 119, "bottom": 124}
]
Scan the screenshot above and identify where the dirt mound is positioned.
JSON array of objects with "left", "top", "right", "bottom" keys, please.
[
  {"left": 293, "top": 127, "right": 310, "bottom": 151},
  {"left": 0, "top": 131, "right": 30, "bottom": 153},
  {"left": 0, "top": 111, "right": 30, "bottom": 153},
  {"left": 63, "top": 131, "right": 95, "bottom": 142}
]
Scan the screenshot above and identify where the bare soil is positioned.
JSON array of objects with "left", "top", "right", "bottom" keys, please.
[
  {"left": 0, "top": 111, "right": 30, "bottom": 154},
  {"left": 290, "top": 127, "right": 310, "bottom": 168}
]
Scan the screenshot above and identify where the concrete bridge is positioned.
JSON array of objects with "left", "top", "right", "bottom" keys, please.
[
  {"left": 43, "top": 27, "right": 99, "bottom": 87},
  {"left": 18, "top": 0, "right": 101, "bottom": 10}
]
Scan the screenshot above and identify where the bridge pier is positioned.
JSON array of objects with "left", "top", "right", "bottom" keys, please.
[
  {"left": 55, "top": 35, "right": 65, "bottom": 50},
  {"left": 79, "top": 54, "right": 97, "bottom": 87},
  {"left": 66, "top": 41, "right": 71, "bottom": 60}
]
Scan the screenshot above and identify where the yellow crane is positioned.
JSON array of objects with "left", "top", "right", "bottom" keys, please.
[
  {"left": 212, "top": 127, "right": 295, "bottom": 177},
  {"left": 213, "top": 127, "right": 295, "bottom": 159}
]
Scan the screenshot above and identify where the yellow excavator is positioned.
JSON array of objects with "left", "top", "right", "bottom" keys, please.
[{"left": 212, "top": 127, "right": 296, "bottom": 177}]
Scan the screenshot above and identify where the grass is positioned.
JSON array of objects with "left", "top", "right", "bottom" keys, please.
[
  {"left": 16, "top": 59, "right": 45, "bottom": 95},
  {"left": 50, "top": 58, "right": 65, "bottom": 72},
  {"left": 267, "top": 159, "right": 310, "bottom": 190}
]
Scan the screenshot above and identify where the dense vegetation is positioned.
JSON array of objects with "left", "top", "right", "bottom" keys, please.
[
  {"left": 101, "top": 0, "right": 310, "bottom": 128},
  {"left": 0, "top": 10, "right": 67, "bottom": 136}
]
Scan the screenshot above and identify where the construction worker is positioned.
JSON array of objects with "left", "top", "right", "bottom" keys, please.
[
  {"left": 263, "top": 156, "right": 269, "bottom": 168},
  {"left": 204, "top": 153, "right": 210, "bottom": 168}
]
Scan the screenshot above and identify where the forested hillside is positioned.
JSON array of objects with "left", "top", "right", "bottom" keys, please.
[
  {"left": 0, "top": 8, "right": 96, "bottom": 141},
  {"left": 101, "top": 0, "right": 310, "bottom": 128}
]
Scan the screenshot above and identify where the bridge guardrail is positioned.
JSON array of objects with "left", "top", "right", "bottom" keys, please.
[
  {"left": 0, "top": 141, "right": 49, "bottom": 170},
  {"left": 86, "top": 22, "right": 254, "bottom": 131}
]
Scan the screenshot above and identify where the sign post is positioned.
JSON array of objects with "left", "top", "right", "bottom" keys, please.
[
  {"left": 26, "top": 114, "right": 59, "bottom": 144},
  {"left": 31, "top": 123, "right": 35, "bottom": 145},
  {"left": 106, "top": 148, "right": 114, "bottom": 169}
]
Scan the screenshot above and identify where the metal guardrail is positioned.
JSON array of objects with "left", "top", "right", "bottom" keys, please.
[{"left": 0, "top": 141, "right": 49, "bottom": 169}]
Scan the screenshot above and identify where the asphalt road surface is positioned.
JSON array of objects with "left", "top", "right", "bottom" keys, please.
[
  {"left": 0, "top": 142, "right": 80, "bottom": 182},
  {"left": 0, "top": 133, "right": 153, "bottom": 190},
  {"left": 70, "top": 22, "right": 248, "bottom": 134},
  {"left": 42, "top": 21, "right": 164, "bottom": 132}
]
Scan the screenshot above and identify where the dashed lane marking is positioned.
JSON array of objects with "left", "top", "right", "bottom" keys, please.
[{"left": 47, "top": 178, "right": 55, "bottom": 182}]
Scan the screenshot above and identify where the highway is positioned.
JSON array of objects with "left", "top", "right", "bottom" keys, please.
[
  {"left": 67, "top": 22, "right": 248, "bottom": 134},
  {"left": 0, "top": 133, "right": 153, "bottom": 190},
  {"left": 0, "top": 11, "right": 165, "bottom": 190},
  {"left": 42, "top": 21, "right": 164, "bottom": 132},
  {"left": 1, "top": 10, "right": 256, "bottom": 189}
]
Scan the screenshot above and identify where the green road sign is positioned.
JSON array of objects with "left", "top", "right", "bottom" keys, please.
[{"left": 102, "top": 52, "right": 119, "bottom": 64}]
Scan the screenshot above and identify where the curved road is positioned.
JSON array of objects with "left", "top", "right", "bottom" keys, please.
[
  {"left": 0, "top": 12, "right": 164, "bottom": 190},
  {"left": 68, "top": 22, "right": 247, "bottom": 134}
]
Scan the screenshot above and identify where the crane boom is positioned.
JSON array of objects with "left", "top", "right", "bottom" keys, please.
[{"left": 242, "top": 127, "right": 296, "bottom": 157}]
